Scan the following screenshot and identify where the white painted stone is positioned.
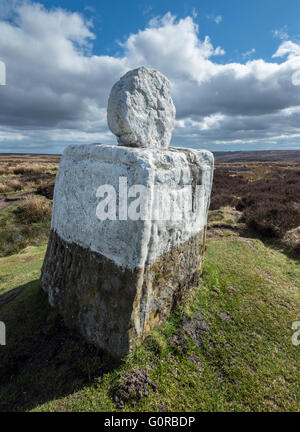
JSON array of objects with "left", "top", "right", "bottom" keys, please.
[
  {"left": 107, "top": 67, "right": 176, "bottom": 149},
  {"left": 51, "top": 143, "right": 214, "bottom": 270}
]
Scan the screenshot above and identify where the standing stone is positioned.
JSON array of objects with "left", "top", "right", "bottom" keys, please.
[
  {"left": 41, "top": 67, "right": 214, "bottom": 358},
  {"left": 107, "top": 67, "right": 175, "bottom": 148}
]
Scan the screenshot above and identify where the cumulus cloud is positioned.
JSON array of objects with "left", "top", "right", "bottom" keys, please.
[{"left": 0, "top": 2, "right": 300, "bottom": 152}]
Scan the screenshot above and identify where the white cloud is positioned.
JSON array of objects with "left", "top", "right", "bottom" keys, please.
[
  {"left": 0, "top": 3, "right": 300, "bottom": 152},
  {"left": 273, "top": 40, "right": 300, "bottom": 59},
  {"left": 272, "top": 27, "right": 289, "bottom": 41},
  {"left": 242, "top": 48, "right": 256, "bottom": 58},
  {"left": 206, "top": 14, "right": 222, "bottom": 24}
]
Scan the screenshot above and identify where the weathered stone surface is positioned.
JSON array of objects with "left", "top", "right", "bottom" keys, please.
[
  {"left": 107, "top": 67, "right": 175, "bottom": 148},
  {"left": 50, "top": 144, "right": 214, "bottom": 270},
  {"left": 41, "top": 143, "right": 214, "bottom": 358},
  {"left": 41, "top": 228, "right": 206, "bottom": 357},
  {"left": 41, "top": 64, "right": 214, "bottom": 357}
]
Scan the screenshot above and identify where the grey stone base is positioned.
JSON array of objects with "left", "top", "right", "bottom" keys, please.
[{"left": 41, "top": 229, "right": 206, "bottom": 358}]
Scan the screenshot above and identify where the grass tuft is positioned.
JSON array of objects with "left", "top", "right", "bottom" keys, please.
[
  {"left": 16, "top": 195, "right": 52, "bottom": 224},
  {"left": 12, "top": 164, "right": 44, "bottom": 175}
]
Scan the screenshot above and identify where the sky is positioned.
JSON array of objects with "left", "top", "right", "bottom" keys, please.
[{"left": 1, "top": 0, "right": 300, "bottom": 154}]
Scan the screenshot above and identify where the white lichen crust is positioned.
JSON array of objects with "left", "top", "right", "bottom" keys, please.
[{"left": 107, "top": 67, "right": 176, "bottom": 149}]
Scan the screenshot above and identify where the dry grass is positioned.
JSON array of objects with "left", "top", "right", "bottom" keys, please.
[
  {"left": 283, "top": 226, "right": 300, "bottom": 253},
  {"left": 17, "top": 195, "right": 52, "bottom": 223},
  {"left": 0, "top": 154, "right": 61, "bottom": 165},
  {"left": 12, "top": 164, "right": 44, "bottom": 175},
  {"left": 0, "top": 179, "right": 23, "bottom": 193},
  {"left": 0, "top": 182, "right": 11, "bottom": 193},
  {"left": 7, "top": 179, "right": 23, "bottom": 191}
]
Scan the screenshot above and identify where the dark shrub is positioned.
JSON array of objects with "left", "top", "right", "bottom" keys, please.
[
  {"left": 243, "top": 202, "right": 300, "bottom": 238},
  {"left": 36, "top": 183, "right": 55, "bottom": 200},
  {"left": 210, "top": 165, "right": 300, "bottom": 239}
]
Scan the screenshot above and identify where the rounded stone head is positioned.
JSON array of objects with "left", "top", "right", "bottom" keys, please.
[{"left": 107, "top": 66, "right": 176, "bottom": 149}]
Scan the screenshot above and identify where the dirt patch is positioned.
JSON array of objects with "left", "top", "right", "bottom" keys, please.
[
  {"left": 158, "top": 403, "right": 168, "bottom": 412},
  {"left": 0, "top": 199, "right": 21, "bottom": 211},
  {"left": 0, "top": 192, "right": 33, "bottom": 209},
  {"left": 188, "top": 354, "right": 203, "bottom": 374},
  {"left": 227, "top": 284, "right": 239, "bottom": 293},
  {"left": 219, "top": 312, "right": 232, "bottom": 321},
  {"left": 182, "top": 312, "right": 210, "bottom": 348},
  {"left": 113, "top": 368, "right": 156, "bottom": 408},
  {"left": 0, "top": 200, "right": 9, "bottom": 211},
  {"left": 169, "top": 331, "right": 189, "bottom": 350}
]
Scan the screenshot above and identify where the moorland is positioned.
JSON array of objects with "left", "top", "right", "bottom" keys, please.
[{"left": 0, "top": 151, "right": 299, "bottom": 412}]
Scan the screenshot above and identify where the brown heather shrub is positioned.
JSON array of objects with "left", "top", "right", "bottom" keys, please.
[
  {"left": 242, "top": 202, "right": 300, "bottom": 238},
  {"left": 0, "top": 167, "right": 7, "bottom": 176},
  {"left": 0, "top": 179, "right": 23, "bottom": 193},
  {"left": 36, "top": 182, "right": 55, "bottom": 199},
  {"left": 0, "top": 182, "right": 12, "bottom": 193},
  {"left": 17, "top": 195, "right": 52, "bottom": 223},
  {"left": 210, "top": 169, "right": 247, "bottom": 210},
  {"left": 6, "top": 179, "right": 23, "bottom": 191},
  {"left": 210, "top": 165, "right": 300, "bottom": 239}
]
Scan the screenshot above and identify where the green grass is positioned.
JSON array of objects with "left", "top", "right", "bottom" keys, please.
[
  {"left": 0, "top": 205, "right": 50, "bottom": 257},
  {"left": 0, "top": 233, "right": 299, "bottom": 412},
  {"left": 0, "top": 243, "right": 47, "bottom": 296}
]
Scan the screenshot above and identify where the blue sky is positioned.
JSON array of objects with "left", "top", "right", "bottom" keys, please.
[
  {"left": 0, "top": 0, "right": 300, "bottom": 153},
  {"left": 39, "top": 0, "right": 300, "bottom": 63}
]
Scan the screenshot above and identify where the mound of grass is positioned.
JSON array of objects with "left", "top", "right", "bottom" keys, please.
[
  {"left": 16, "top": 195, "right": 52, "bottom": 224},
  {"left": 0, "top": 180, "right": 23, "bottom": 194},
  {"left": 283, "top": 226, "right": 300, "bottom": 254},
  {"left": 0, "top": 234, "right": 299, "bottom": 412},
  {"left": 0, "top": 183, "right": 11, "bottom": 194},
  {"left": 7, "top": 180, "right": 23, "bottom": 192}
]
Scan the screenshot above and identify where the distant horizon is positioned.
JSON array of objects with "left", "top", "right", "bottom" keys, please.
[{"left": 2, "top": 147, "right": 300, "bottom": 157}]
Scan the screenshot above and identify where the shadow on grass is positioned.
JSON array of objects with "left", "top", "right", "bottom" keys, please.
[
  {"left": 236, "top": 224, "right": 300, "bottom": 262},
  {"left": 207, "top": 217, "right": 300, "bottom": 263},
  {"left": 0, "top": 280, "right": 120, "bottom": 412}
]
